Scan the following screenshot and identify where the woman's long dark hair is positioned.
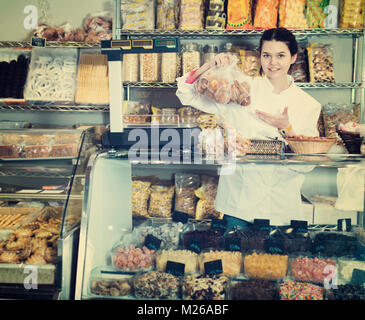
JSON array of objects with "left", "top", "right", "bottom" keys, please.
[{"left": 259, "top": 27, "right": 298, "bottom": 56}]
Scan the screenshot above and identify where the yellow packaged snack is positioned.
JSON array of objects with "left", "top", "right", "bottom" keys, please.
[
  {"left": 279, "top": 0, "right": 308, "bottom": 28},
  {"left": 254, "top": 0, "right": 279, "bottom": 29}
]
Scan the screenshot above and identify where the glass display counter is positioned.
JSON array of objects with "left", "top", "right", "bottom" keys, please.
[{"left": 75, "top": 151, "right": 365, "bottom": 300}]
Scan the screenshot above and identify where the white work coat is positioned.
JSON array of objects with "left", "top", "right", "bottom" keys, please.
[{"left": 176, "top": 73, "right": 321, "bottom": 225}]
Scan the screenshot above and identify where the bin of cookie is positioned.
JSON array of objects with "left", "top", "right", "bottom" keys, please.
[
  {"left": 182, "top": 273, "right": 229, "bottom": 300},
  {"left": 155, "top": 249, "right": 199, "bottom": 274},
  {"left": 279, "top": 281, "right": 324, "bottom": 300},
  {"left": 228, "top": 278, "right": 280, "bottom": 300},
  {"left": 89, "top": 273, "right": 133, "bottom": 298},
  {"left": 133, "top": 271, "right": 181, "bottom": 300},
  {"left": 290, "top": 255, "right": 337, "bottom": 284},
  {"left": 326, "top": 284, "right": 365, "bottom": 300},
  {"left": 243, "top": 252, "right": 289, "bottom": 280},
  {"left": 199, "top": 250, "right": 243, "bottom": 277},
  {"left": 111, "top": 245, "right": 155, "bottom": 272}
]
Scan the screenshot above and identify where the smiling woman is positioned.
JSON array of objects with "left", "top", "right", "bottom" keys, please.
[{"left": 175, "top": 27, "right": 322, "bottom": 227}]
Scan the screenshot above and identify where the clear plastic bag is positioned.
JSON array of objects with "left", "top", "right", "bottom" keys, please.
[
  {"left": 254, "top": 0, "right": 279, "bottom": 29},
  {"left": 226, "top": 0, "right": 253, "bottom": 29},
  {"left": 121, "top": 0, "right": 155, "bottom": 30},
  {"left": 195, "top": 55, "right": 251, "bottom": 106},
  {"left": 174, "top": 173, "right": 200, "bottom": 216},
  {"left": 148, "top": 182, "right": 175, "bottom": 217},
  {"left": 308, "top": 43, "right": 335, "bottom": 83},
  {"left": 305, "top": 0, "right": 329, "bottom": 28},
  {"left": 279, "top": 0, "right": 308, "bottom": 28},
  {"left": 179, "top": 0, "right": 205, "bottom": 30},
  {"left": 156, "top": 0, "right": 178, "bottom": 30},
  {"left": 289, "top": 46, "right": 309, "bottom": 82},
  {"left": 195, "top": 175, "right": 222, "bottom": 220},
  {"left": 131, "top": 177, "right": 152, "bottom": 217},
  {"left": 322, "top": 103, "right": 360, "bottom": 141},
  {"left": 340, "top": 0, "right": 364, "bottom": 28}
]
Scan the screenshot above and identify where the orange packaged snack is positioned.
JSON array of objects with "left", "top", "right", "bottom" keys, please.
[
  {"left": 226, "top": 0, "right": 253, "bottom": 29},
  {"left": 253, "top": 0, "right": 279, "bottom": 29}
]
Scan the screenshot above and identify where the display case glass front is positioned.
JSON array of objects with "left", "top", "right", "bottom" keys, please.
[
  {"left": 0, "top": 128, "right": 96, "bottom": 299},
  {"left": 76, "top": 151, "right": 365, "bottom": 301}
]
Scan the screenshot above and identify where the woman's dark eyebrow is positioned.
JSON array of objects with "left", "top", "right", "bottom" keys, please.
[{"left": 262, "top": 51, "right": 287, "bottom": 55}]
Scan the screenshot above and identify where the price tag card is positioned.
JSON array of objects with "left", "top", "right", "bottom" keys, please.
[
  {"left": 290, "top": 220, "right": 308, "bottom": 232},
  {"left": 187, "top": 238, "right": 202, "bottom": 254},
  {"left": 337, "top": 218, "right": 352, "bottom": 232},
  {"left": 166, "top": 261, "right": 185, "bottom": 277},
  {"left": 31, "top": 37, "right": 46, "bottom": 47},
  {"left": 351, "top": 268, "right": 365, "bottom": 286},
  {"left": 211, "top": 218, "right": 227, "bottom": 233},
  {"left": 225, "top": 236, "right": 241, "bottom": 252},
  {"left": 144, "top": 234, "right": 162, "bottom": 251},
  {"left": 172, "top": 211, "right": 189, "bottom": 224},
  {"left": 253, "top": 219, "right": 270, "bottom": 231},
  {"left": 264, "top": 238, "right": 284, "bottom": 255},
  {"left": 204, "top": 260, "right": 223, "bottom": 276}
]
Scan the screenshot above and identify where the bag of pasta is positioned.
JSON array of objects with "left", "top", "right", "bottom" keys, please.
[
  {"left": 148, "top": 181, "right": 175, "bottom": 218},
  {"left": 195, "top": 55, "right": 251, "bottom": 106}
]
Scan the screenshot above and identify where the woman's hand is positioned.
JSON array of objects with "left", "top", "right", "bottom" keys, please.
[
  {"left": 193, "top": 53, "right": 234, "bottom": 81},
  {"left": 210, "top": 53, "right": 234, "bottom": 68},
  {"left": 255, "top": 107, "right": 291, "bottom": 130}
]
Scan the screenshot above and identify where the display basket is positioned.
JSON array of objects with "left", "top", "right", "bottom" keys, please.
[
  {"left": 337, "top": 129, "right": 363, "bottom": 154},
  {"left": 285, "top": 137, "right": 336, "bottom": 154},
  {"left": 247, "top": 139, "right": 284, "bottom": 154}
]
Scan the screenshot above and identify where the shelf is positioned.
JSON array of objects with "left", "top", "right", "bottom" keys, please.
[
  {"left": 123, "top": 82, "right": 363, "bottom": 89},
  {"left": 0, "top": 41, "right": 100, "bottom": 49},
  {"left": 0, "top": 103, "right": 109, "bottom": 112},
  {"left": 117, "top": 28, "right": 365, "bottom": 38},
  {"left": 0, "top": 192, "right": 83, "bottom": 201}
]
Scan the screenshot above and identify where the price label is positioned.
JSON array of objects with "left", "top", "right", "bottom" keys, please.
[
  {"left": 187, "top": 238, "right": 201, "bottom": 254},
  {"left": 265, "top": 238, "right": 284, "bottom": 254},
  {"left": 204, "top": 260, "right": 223, "bottom": 276},
  {"left": 172, "top": 211, "right": 189, "bottom": 224},
  {"left": 31, "top": 37, "right": 46, "bottom": 47},
  {"left": 337, "top": 218, "right": 352, "bottom": 232},
  {"left": 253, "top": 219, "right": 270, "bottom": 231},
  {"left": 211, "top": 218, "right": 227, "bottom": 232},
  {"left": 144, "top": 234, "right": 162, "bottom": 251},
  {"left": 225, "top": 236, "right": 241, "bottom": 252},
  {"left": 351, "top": 268, "right": 365, "bottom": 286},
  {"left": 290, "top": 220, "right": 308, "bottom": 233},
  {"left": 166, "top": 261, "right": 185, "bottom": 277}
]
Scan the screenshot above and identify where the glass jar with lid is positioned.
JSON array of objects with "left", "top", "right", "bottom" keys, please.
[
  {"left": 203, "top": 44, "right": 218, "bottom": 65},
  {"left": 161, "top": 108, "right": 178, "bottom": 124},
  {"left": 221, "top": 42, "right": 239, "bottom": 58},
  {"left": 182, "top": 43, "right": 201, "bottom": 76}
]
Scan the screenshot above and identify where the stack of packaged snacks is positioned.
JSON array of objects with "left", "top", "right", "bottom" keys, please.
[
  {"left": 206, "top": 0, "right": 226, "bottom": 29},
  {"left": 278, "top": 0, "right": 308, "bottom": 28},
  {"left": 156, "top": 0, "right": 179, "bottom": 30},
  {"left": 148, "top": 182, "right": 175, "bottom": 218},
  {"left": 121, "top": 0, "right": 155, "bottom": 30},
  {"left": 308, "top": 43, "right": 335, "bottom": 83},
  {"left": 226, "top": 0, "right": 253, "bottom": 29},
  {"left": 305, "top": 0, "right": 329, "bottom": 28},
  {"left": 179, "top": 0, "right": 205, "bottom": 30},
  {"left": 339, "top": 0, "right": 364, "bottom": 28},
  {"left": 253, "top": 0, "right": 279, "bottom": 29},
  {"left": 289, "top": 46, "right": 309, "bottom": 82},
  {"left": 174, "top": 173, "right": 200, "bottom": 217}
]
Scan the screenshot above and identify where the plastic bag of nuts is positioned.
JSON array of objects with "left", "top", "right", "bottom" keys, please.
[{"left": 174, "top": 173, "right": 200, "bottom": 216}]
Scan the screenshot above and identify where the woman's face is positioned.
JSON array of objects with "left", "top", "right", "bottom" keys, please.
[{"left": 260, "top": 40, "right": 297, "bottom": 81}]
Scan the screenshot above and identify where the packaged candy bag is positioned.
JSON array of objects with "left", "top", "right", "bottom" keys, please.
[{"left": 195, "top": 55, "right": 251, "bottom": 106}]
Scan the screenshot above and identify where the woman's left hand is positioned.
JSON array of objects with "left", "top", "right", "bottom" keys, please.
[{"left": 255, "top": 107, "right": 290, "bottom": 130}]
